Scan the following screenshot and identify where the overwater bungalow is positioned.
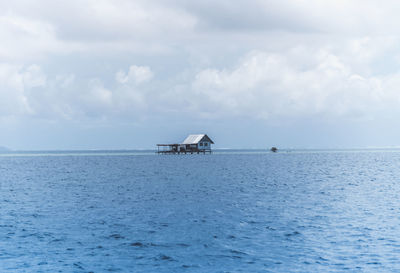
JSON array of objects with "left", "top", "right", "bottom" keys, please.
[{"left": 157, "top": 134, "right": 214, "bottom": 154}]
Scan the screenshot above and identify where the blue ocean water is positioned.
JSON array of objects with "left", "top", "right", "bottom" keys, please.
[{"left": 1, "top": 150, "right": 400, "bottom": 272}]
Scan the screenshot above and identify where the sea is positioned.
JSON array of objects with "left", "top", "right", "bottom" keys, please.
[{"left": 1, "top": 149, "right": 400, "bottom": 272}]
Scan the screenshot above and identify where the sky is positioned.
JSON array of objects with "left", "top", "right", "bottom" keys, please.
[{"left": 1, "top": 0, "right": 400, "bottom": 150}]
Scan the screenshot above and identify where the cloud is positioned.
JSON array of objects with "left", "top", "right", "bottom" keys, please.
[
  {"left": 192, "top": 49, "right": 400, "bottom": 120},
  {"left": 1, "top": 0, "right": 400, "bottom": 63},
  {"left": 116, "top": 65, "right": 153, "bottom": 84},
  {"left": 0, "top": 64, "right": 42, "bottom": 116},
  {"left": 174, "top": 0, "right": 400, "bottom": 35},
  {"left": 0, "top": 0, "right": 197, "bottom": 57},
  {"left": 22, "top": 65, "right": 47, "bottom": 88},
  {"left": 0, "top": 47, "right": 399, "bottom": 124},
  {"left": 1, "top": 0, "right": 400, "bottom": 124},
  {"left": 0, "top": 14, "right": 82, "bottom": 62},
  {"left": 9, "top": 65, "right": 153, "bottom": 120},
  {"left": 86, "top": 79, "right": 113, "bottom": 107}
]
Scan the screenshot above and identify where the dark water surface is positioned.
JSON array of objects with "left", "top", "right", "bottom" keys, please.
[{"left": 1, "top": 151, "right": 400, "bottom": 272}]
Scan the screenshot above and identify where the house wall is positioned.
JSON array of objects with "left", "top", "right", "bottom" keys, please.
[
  {"left": 183, "top": 144, "right": 198, "bottom": 151},
  {"left": 199, "top": 141, "right": 211, "bottom": 150}
]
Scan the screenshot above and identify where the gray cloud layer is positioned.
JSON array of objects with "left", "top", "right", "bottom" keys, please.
[{"left": 1, "top": 0, "right": 400, "bottom": 148}]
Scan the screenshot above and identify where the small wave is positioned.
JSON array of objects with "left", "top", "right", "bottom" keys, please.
[
  {"left": 131, "top": 242, "right": 145, "bottom": 247},
  {"left": 155, "top": 254, "right": 175, "bottom": 261},
  {"left": 229, "top": 249, "right": 248, "bottom": 256},
  {"left": 284, "top": 231, "right": 301, "bottom": 237},
  {"left": 73, "top": 262, "right": 84, "bottom": 270},
  {"left": 109, "top": 234, "right": 124, "bottom": 239},
  {"left": 176, "top": 243, "right": 190, "bottom": 247}
]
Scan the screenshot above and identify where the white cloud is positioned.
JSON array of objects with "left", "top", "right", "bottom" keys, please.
[
  {"left": 0, "top": 63, "right": 155, "bottom": 120},
  {"left": 0, "top": 14, "right": 83, "bottom": 62},
  {"left": 0, "top": 64, "right": 47, "bottom": 116},
  {"left": 0, "top": 0, "right": 400, "bottom": 62},
  {"left": 116, "top": 65, "right": 153, "bottom": 84},
  {"left": 1, "top": 0, "right": 400, "bottom": 124},
  {"left": 0, "top": 0, "right": 197, "bottom": 58},
  {"left": 87, "top": 79, "right": 113, "bottom": 107},
  {"left": 192, "top": 49, "right": 400, "bottom": 119},
  {"left": 1, "top": 46, "right": 399, "bottom": 124},
  {"left": 22, "top": 65, "right": 47, "bottom": 88},
  {"left": 54, "top": 74, "right": 75, "bottom": 89}
]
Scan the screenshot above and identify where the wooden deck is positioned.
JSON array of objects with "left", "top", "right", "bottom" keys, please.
[
  {"left": 156, "top": 149, "right": 212, "bottom": 154},
  {"left": 156, "top": 144, "right": 212, "bottom": 154}
]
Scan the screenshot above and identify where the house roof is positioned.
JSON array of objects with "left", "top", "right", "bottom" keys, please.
[{"left": 182, "top": 134, "right": 214, "bottom": 144}]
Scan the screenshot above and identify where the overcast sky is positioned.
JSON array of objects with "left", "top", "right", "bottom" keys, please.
[{"left": 2, "top": 0, "right": 400, "bottom": 149}]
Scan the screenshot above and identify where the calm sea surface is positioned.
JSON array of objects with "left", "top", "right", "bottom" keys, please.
[{"left": 1, "top": 150, "right": 400, "bottom": 272}]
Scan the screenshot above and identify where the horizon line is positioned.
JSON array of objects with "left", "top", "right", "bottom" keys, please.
[{"left": 3, "top": 147, "right": 400, "bottom": 152}]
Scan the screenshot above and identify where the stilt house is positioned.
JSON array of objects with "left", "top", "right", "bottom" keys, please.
[{"left": 157, "top": 134, "right": 214, "bottom": 154}]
